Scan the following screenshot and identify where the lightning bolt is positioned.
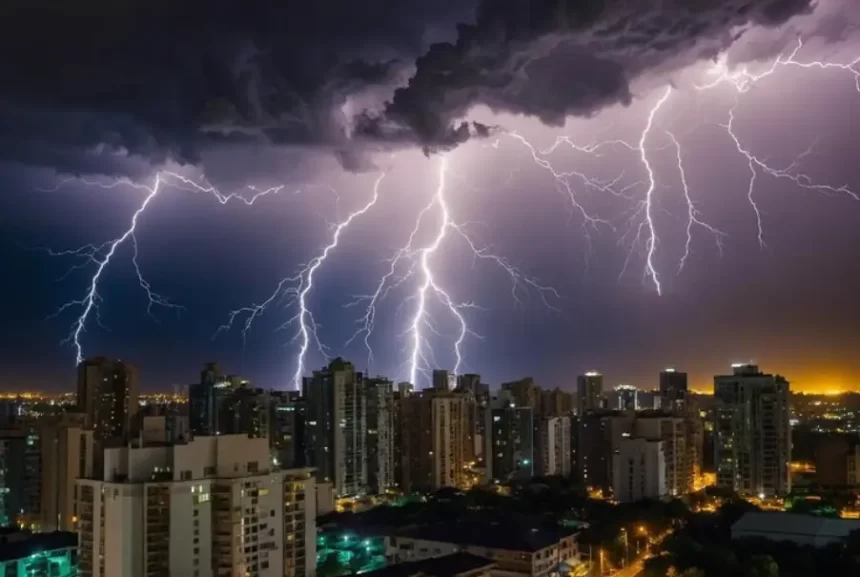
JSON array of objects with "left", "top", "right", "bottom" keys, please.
[
  {"left": 347, "top": 155, "right": 558, "bottom": 386},
  {"left": 219, "top": 172, "right": 387, "bottom": 389},
  {"left": 665, "top": 130, "right": 726, "bottom": 272},
  {"left": 697, "top": 36, "right": 860, "bottom": 246},
  {"left": 44, "top": 171, "right": 296, "bottom": 365}
]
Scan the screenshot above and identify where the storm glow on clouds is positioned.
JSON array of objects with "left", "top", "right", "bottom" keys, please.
[{"left": 1, "top": 0, "right": 859, "bottom": 392}]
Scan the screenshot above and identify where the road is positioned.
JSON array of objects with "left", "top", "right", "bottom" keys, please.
[{"left": 608, "top": 531, "right": 670, "bottom": 577}]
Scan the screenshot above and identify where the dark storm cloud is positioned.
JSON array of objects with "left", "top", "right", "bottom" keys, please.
[
  {"left": 359, "top": 0, "right": 816, "bottom": 149},
  {"left": 0, "top": 0, "right": 817, "bottom": 174},
  {"left": 0, "top": 0, "right": 476, "bottom": 175}
]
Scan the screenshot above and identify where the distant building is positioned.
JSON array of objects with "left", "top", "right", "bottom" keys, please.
[
  {"left": 270, "top": 390, "right": 305, "bottom": 470},
  {"left": 501, "top": 378, "right": 541, "bottom": 414},
  {"left": 365, "top": 377, "right": 395, "bottom": 495},
  {"left": 540, "top": 388, "right": 574, "bottom": 417},
  {"left": 433, "top": 370, "right": 455, "bottom": 392},
  {"left": 576, "top": 372, "right": 603, "bottom": 415},
  {"left": 612, "top": 437, "right": 666, "bottom": 503},
  {"left": 536, "top": 416, "right": 571, "bottom": 477},
  {"left": 77, "top": 356, "right": 139, "bottom": 440},
  {"left": 76, "top": 434, "right": 316, "bottom": 577},
  {"left": 188, "top": 362, "right": 232, "bottom": 436},
  {"left": 814, "top": 435, "right": 860, "bottom": 487},
  {"left": 614, "top": 385, "right": 639, "bottom": 411},
  {"left": 731, "top": 512, "right": 860, "bottom": 548},
  {"left": 634, "top": 414, "right": 692, "bottom": 496},
  {"left": 485, "top": 397, "right": 534, "bottom": 483},
  {"left": 400, "top": 390, "right": 468, "bottom": 492},
  {"left": 304, "top": 358, "right": 368, "bottom": 497},
  {"left": 714, "top": 363, "right": 791, "bottom": 498},
  {"left": 659, "top": 369, "right": 688, "bottom": 412},
  {"left": 575, "top": 411, "right": 634, "bottom": 490}
]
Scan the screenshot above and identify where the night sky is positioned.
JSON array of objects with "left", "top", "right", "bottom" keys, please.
[{"left": 2, "top": 0, "right": 860, "bottom": 393}]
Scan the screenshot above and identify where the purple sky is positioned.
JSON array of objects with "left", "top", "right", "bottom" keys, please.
[{"left": 1, "top": 0, "right": 859, "bottom": 392}]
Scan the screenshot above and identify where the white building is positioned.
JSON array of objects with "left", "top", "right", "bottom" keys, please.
[
  {"left": 538, "top": 417, "right": 571, "bottom": 477},
  {"left": 76, "top": 434, "right": 316, "bottom": 577},
  {"left": 387, "top": 521, "right": 578, "bottom": 577},
  {"left": 611, "top": 437, "right": 666, "bottom": 503}
]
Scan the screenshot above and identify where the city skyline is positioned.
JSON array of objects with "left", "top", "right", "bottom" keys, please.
[{"left": 2, "top": 1, "right": 860, "bottom": 394}]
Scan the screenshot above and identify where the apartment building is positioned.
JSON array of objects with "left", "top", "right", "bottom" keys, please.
[{"left": 76, "top": 434, "right": 316, "bottom": 577}]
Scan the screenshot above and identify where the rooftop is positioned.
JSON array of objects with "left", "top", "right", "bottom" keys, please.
[
  {"left": 396, "top": 520, "right": 576, "bottom": 552},
  {"left": 359, "top": 553, "right": 494, "bottom": 577},
  {"left": 732, "top": 512, "right": 860, "bottom": 540}
]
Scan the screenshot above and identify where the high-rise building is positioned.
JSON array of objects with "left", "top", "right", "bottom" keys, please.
[
  {"left": 536, "top": 416, "right": 571, "bottom": 477},
  {"left": 612, "top": 437, "right": 666, "bottom": 503},
  {"left": 714, "top": 363, "right": 791, "bottom": 498},
  {"left": 540, "top": 388, "right": 574, "bottom": 417},
  {"left": 659, "top": 369, "right": 688, "bottom": 412},
  {"left": 501, "top": 378, "right": 541, "bottom": 414},
  {"left": 400, "top": 390, "right": 468, "bottom": 492},
  {"left": 39, "top": 414, "right": 94, "bottom": 532},
  {"left": 485, "top": 396, "right": 534, "bottom": 483},
  {"left": 304, "top": 358, "right": 367, "bottom": 496},
  {"left": 270, "top": 390, "right": 305, "bottom": 470},
  {"left": 575, "top": 411, "right": 634, "bottom": 490},
  {"left": 456, "top": 374, "right": 482, "bottom": 394},
  {"left": 614, "top": 385, "right": 639, "bottom": 411},
  {"left": 634, "top": 414, "right": 692, "bottom": 496},
  {"left": 576, "top": 372, "right": 603, "bottom": 415},
  {"left": 432, "top": 369, "right": 455, "bottom": 391},
  {"left": 77, "top": 357, "right": 139, "bottom": 440},
  {"left": 365, "top": 377, "right": 395, "bottom": 495},
  {"left": 76, "top": 434, "right": 316, "bottom": 577},
  {"left": 189, "top": 364, "right": 268, "bottom": 439}
]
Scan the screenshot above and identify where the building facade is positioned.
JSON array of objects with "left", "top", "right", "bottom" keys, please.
[
  {"left": 76, "top": 434, "right": 316, "bottom": 577},
  {"left": 714, "top": 364, "right": 791, "bottom": 498},
  {"left": 365, "top": 378, "right": 395, "bottom": 495},
  {"left": 576, "top": 373, "right": 603, "bottom": 415},
  {"left": 77, "top": 357, "right": 139, "bottom": 440},
  {"left": 611, "top": 437, "right": 666, "bottom": 503},
  {"left": 304, "top": 359, "right": 367, "bottom": 496},
  {"left": 536, "top": 416, "right": 571, "bottom": 477}
]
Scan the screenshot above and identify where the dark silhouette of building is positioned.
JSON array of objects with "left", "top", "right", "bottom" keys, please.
[{"left": 76, "top": 357, "right": 139, "bottom": 440}]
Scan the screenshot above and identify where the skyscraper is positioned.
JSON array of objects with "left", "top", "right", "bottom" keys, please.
[
  {"left": 269, "top": 390, "right": 305, "bottom": 469},
  {"left": 576, "top": 372, "right": 603, "bottom": 415},
  {"left": 304, "top": 358, "right": 367, "bottom": 496},
  {"left": 365, "top": 377, "right": 395, "bottom": 495},
  {"left": 432, "top": 369, "right": 456, "bottom": 391},
  {"left": 189, "top": 364, "right": 268, "bottom": 438},
  {"left": 536, "top": 416, "right": 571, "bottom": 477},
  {"left": 614, "top": 384, "right": 639, "bottom": 410},
  {"left": 714, "top": 363, "right": 791, "bottom": 498},
  {"left": 659, "top": 368, "right": 688, "bottom": 412},
  {"left": 400, "top": 390, "right": 468, "bottom": 492},
  {"left": 485, "top": 396, "right": 534, "bottom": 483},
  {"left": 76, "top": 357, "right": 139, "bottom": 440}
]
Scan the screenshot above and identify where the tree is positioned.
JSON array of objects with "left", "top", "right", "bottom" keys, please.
[
  {"left": 744, "top": 555, "right": 779, "bottom": 577},
  {"left": 643, "top": 554, "right": 672, "bottom": 577},
  {"left": 678, "top": 569, "right": 705, "bottom": 577}
]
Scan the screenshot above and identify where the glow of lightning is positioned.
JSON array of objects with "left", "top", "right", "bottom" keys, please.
[
  {"left": 45, "top": 171, "right": 300, "bottom": 365},
  {"left": 698, "top": 36, "right": 860, "bottom": 93},
  {"left": 345, "top": 155, "right": 558, "bottom": 385},
  {"left": 665, "top": 130, "right": 726, "bottom": 272},
  {"left": 697, "top": 36, "right": 860, "bottom": 246},
  {"left": 49, "top": 183, "right": 161, "bottom": 365},
  {"left": 637, "top": 86, "right": 674, "bottom": 295},
  {"left": 219, "top": 172, "right": 387, "bottom": 389}
]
